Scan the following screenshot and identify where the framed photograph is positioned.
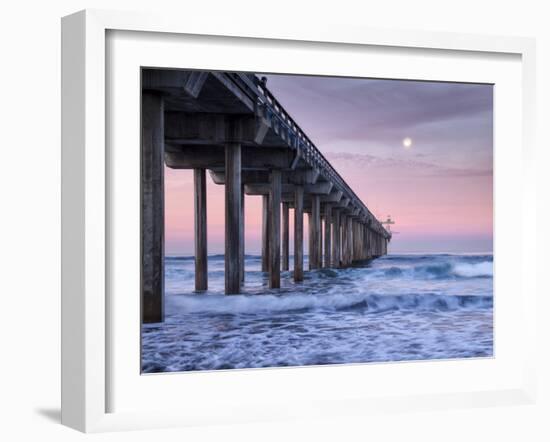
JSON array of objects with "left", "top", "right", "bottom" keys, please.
[{"left": 61, "top": 9, "right": 537, "bottom": 432}]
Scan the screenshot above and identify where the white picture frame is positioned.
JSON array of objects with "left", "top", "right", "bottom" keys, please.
[{"left": 61, "top": 9, "right": 537, "bottom": 433}]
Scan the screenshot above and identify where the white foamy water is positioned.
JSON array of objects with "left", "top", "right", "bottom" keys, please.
[{"left": 141, "top": 254, "right": 493, "bottom": 373}]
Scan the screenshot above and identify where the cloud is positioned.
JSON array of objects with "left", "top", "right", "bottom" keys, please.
[
  {"left": 325, "top": 151, "right": 492, "bottom": 178},
  {"left": 264, "top": 75, "right": 493, "bottom": 139}
]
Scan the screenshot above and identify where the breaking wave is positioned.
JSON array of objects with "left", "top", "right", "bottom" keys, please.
[
  {"left": 379, "top": 260, "right": 492, "bottom": 280},
  {"left": 166, "top": 291, "right": 492, "bottom": 315}
]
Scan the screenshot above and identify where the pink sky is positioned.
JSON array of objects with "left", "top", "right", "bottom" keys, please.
[{"left": 165, "top": 75, "right": 493, "bottom": 255}]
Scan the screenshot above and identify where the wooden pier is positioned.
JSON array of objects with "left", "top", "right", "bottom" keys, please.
[{"left": 141, "top": 70, "right": 391, "bottom": 323}]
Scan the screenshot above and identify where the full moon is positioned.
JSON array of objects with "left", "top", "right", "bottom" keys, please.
[{"left": 402, "top": 137, "right": 413, "bottom": 149}]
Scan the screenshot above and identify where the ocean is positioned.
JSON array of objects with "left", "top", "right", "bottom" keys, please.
[{"left": 141, "top": 253, "right": 493, "bottom": 373}]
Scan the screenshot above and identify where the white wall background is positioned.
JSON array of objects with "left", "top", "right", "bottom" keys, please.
[{"left": 0, "top": 1, "right": 548, "bottom": 441}]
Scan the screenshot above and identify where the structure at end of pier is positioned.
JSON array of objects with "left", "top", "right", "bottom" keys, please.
[{"left": 141, "top": 70, "right": 391, "bottom": 323}]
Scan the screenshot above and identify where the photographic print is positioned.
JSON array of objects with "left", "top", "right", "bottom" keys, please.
[{"left": 140, "top": 70, "right": 493, "bottom": 373}]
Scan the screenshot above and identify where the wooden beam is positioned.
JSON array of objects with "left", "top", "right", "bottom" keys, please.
[
  {"left": 141, "top": 91, "right": 164, "bottom": 323},
  {"left": 294, "top": 186, "right": 304, "bottom": 282},
  {"left": 282, "top": 202, "right": 290, "bottom": 271},
  {"left": 224, "top": 136, "right": 242, "bottom": 294},
  {"left": 183, "top": 71, "right": 209, "bottom": 98},
  {"left": 304, "top": 181, "right": 333, "bottom": 195},
  {"left": 269, "top": 170, "right": 282, "bottom": 288},
  {"left": 320, "top": 190, "right": 343, "bottom": 203},
  {"left": 165, "top": 146, "right": 293, "bottom": 170},
  {"left": 287, "top": 168, "right": 321, "bottom": 185},
  {"left": 194, "top": 169, "right": 208, "bottom": 291},
  {"left": 338, "top": 197, "right": 350, "bottom": 208},
  {"left": 165, "top": 112, "right": 256, "bottom": 145},
  {"left": 245, "top": 183, "right": 295, "bottom": 195}
]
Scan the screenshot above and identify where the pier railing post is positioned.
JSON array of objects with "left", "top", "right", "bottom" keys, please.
[
  {"left": 269, "top": 169, "right": 282, "bottom": 288},
  {"left": 142, "top": 91, "right": 165, "bottom": 323},
  {"left": 294, "top": 186, "right": 304, "bottom": 282},
  {"left": 193, "top": 169, "right": 208, "bottom": 292},
  {"left": 282, "top": 202, "right": 290, "bottom": 271},
  {"left": 225, "top": 119, "right": 242, "bottom": 294}
]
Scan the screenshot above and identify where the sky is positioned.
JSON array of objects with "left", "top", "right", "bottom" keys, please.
[{"left": 165, "top": 74, "right": 493, "bottom": 255}]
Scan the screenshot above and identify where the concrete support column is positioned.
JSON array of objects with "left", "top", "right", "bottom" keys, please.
[
  {"left": 294, "top": 186, "right": 304, "bottom": 282},
  {"left": 348, "top": 218, "right": 353, "bottom": 265},
  {"left": 311, "top": 195, "right": 321, "bottom": 269},
  {"left": 319, "top": 215, "right": 324, "bottom": 267},
  {"left": 224, "top": 130, "right": 242, "bottom": 294},
  {"left": 358, "top": 223, "right": 363, "bottom": 260},
  {"left": 324, "top": 204, "right": 332, "bottom": 268},
  {"left": 240, "top": 184, "right": 245, "bottom": 283},
  {"left": 194, "top": 169, "right": 208, "bottom": 292},
  {"left": 341, "top": 214, "right": 348, "bottom": 267},
  {"left": 366, "top": 226, "right": 370, "bottom": 259},
  {"left": 361, "top": 225, "right": 365, "bottom": 259},
  {"left": 369, "top": 229, "right": 374, "bottom": 258},
  {"left": 332, "top": 209, "right": 341, "bottom": 267},
  {"left": 261, "top": 195, "right": 270, "bottom": 272},
  {"left": 269, "top": 170, "right": 282, "bottom": 288},
  {"left": 359, "top": 223, "right": 363, "bottom": 260},
  {"left": 358, "top": 224, "right": 362, "bottom": 260},
  {"left": 368, "top": 228, "right": 372, "bottom": 258},
  {"left": 142, "top": 91, "right": 164, "bottom": 323},
  {"left": 282, "top": 202, "right": 290, "bottom": 271},
  {"left": 365, "top": 227, "right": 369, "bottom": 258},
  {"left": 354, "top": 221, "right": 359, "bottom": 261},
  {"left": 351, "top": 220, "right": 357, "bottom": 262},
  {"left": 308, "top": 212, "right": 313, "bottom": 270}
]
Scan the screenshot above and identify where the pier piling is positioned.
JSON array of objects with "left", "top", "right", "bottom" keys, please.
[
  {"left": 261, "top": 195, "right": 270, "bottom": 272},
  {"left": 269, "top": 169, "right": 282, "bottom": 288},
  {"left": 324, "top": 204, "right": 332, "bottom": 268},
  {"left": 141, "top": 91, "right": 165, "bottom": 323},
  {"left": 282, "top": 202, "right": 290, "bottom": 271},
  {"left": 311, "top": 195, "right": 321, "bottom": 269},
  {"left": 194, "top": 169, "right": 208, "bottom": 291},
  {"left": 224, "top": 125, "right": 242, "bottom": 294},
  {"left": 294, "top": 186, "right": 304, "bottom": 281},
  {"left": 332, "top": 209, "right": 341, "bottom": 268}
]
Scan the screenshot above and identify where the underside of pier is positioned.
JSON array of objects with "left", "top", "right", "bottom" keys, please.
[{"left": 141, "top": 69, "right": 391, "bottom": 323}]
